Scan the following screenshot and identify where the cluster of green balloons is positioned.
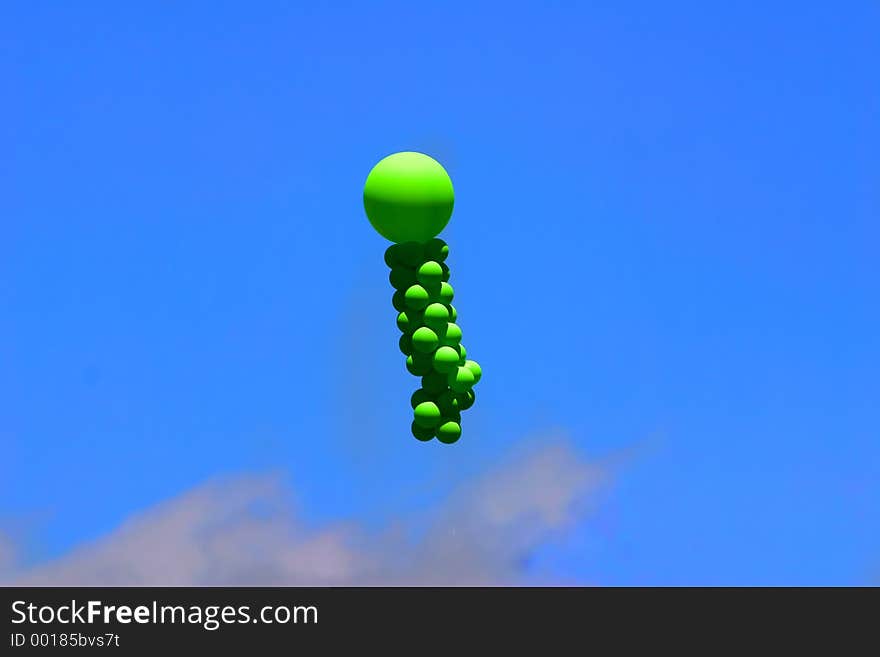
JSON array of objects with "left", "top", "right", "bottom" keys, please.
[
  {"left": 364, "top": 151, "right": 480, "bottom": 444},
  {"left": 386, "top": 238, "right": 481, "bottom": 444}
]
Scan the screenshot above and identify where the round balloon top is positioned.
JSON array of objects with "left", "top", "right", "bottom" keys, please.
[{"left": 363, "top": 151, "right": 454, "bottom": 243}]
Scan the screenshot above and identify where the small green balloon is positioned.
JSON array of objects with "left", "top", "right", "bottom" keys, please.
[
  {"left": 410, "top": 388, "right": 432, "bottom": 409},
  {"left": 392, "top": 290, "right": 407, "bottom": 312},
  {"left": 363, "top": 152, "right": 455, "bottom": 244},
  {"left": 413, "top": 401, "right": 442, "bottom": 428},
  {"left": 397, "top": 309, "right": 424, "bottom": 334},
  {"left": 406, "top": 352, "right": 433, "bottom": 376},
  {"left": 425, "top": 238, "right": 449, "bottom": 262},
  {"left": 399, "top": 333, "right": 413, "bottom": 356},
  {"left": 436, "top": 389, "right": 460, "bottom": 416},
  {"left": 411, "top": 326, "right": 439, "bottom": 353},
  {"left": 389, "top": 266, "right": 417, "bottom": 290},
  {"left": 396, "top": 241, "right": 425, "bottom": 267},
  {"left": 439, "top": 281, "right": 454, "bottom": 304},
  {"left": 442, "top": 322, "right": 462, "bottom": 346},
  {"left": 441, "top": 263, "right": 450, "bottom": 282},
  {"left": 417, "top": 260, "right": 444, "bottom": 288},
  {"left": 447, "top": 304, "right": 457, "bottom": 321},
  {"left": 384, "top": 244, "right": 402, "bottom": 268},
  {"left": 423, "top": 302, "right": 449, "bottom": 331},
  {"left": 436, "top": 420, "right": 462, "bottom": 444},
  {"left": 433, "top": 345, "right": 460, "bottom": 374},
  {"left": 457, "top": 343, "right": 467, "bottom": 363},
  {"left": 457, "top": 389, "right": 475, "bottom": 411},
  {"left": 422, "top": 371, "right": 449, "bottom": 395},
  {"left": 396, "top": 311, "right": 411, "bottom": 333},
  {"left": 411, "top": 421, "right": 435, "bottom": 442},
  {"left": 464, "top": 359, "right": 482, "bottom": 385},
  {"left": 404, "top": 284, "right": 430, "bottom": 311},
  {"left": 448, "top": 365, "right": 475, "bottom": 392}
]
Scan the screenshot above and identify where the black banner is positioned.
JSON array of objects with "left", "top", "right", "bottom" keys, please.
[{"left": 0, "top": 587, "right": 869, "bottom": 650}]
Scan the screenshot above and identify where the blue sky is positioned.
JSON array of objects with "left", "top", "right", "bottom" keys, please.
[{"left": 2, "top": 2, "right": 878, "bottom": 585}]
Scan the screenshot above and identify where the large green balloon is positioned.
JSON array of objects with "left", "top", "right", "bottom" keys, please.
[{"left": 363, "top": 152, "right": 455, "bottom": 244}]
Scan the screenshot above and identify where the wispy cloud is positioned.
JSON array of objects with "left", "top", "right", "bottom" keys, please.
[
  {"left": 5, "top": 441, "right": 605, "bottom": 586},
  {"left": 0, "top": 533, "right": 18, "bottom": 580}
]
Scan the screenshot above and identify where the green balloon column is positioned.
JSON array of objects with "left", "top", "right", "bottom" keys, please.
[{"left": 364, "top": 151, "right": 481, "bottom": 444}]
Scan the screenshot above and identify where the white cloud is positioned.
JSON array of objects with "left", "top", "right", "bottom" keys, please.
[{"left": 5, "top": 441, "right": 604, "bottom": 586}]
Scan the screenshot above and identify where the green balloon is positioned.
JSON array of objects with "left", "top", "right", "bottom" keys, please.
[
  {"left": 457, "top": 343, "right": 467, "bottom": 363},
  {"left": 442, "top": 322, "right": 462, "bottom": 345},
  {"left": 425, "top": 238, "right": 449, "bottom": 262},
  {"left": 399, "top": 333, "right": 413, "bottom": 356},
  {"left": 404, "top": 284, "right": 430, "bottom": 311},
  {"left": 457, "top": 389, "right": 475, "bottom": 411},
  {"left": 436, "top": 420, "right": 462, "bottom": 444},
  {"left": 422, "top": 371, "right": 448, "bottom": 395},
  {"left": 447, "top": 304, "right": 457, "bottom": 322},
  {"left": 423, "top": 302, "right": 449, "bottom": 331},
  {"left": 396, "top": 311, "right": 412, "bottom": 333},
  {"left": 363, "top": 152, "right": 455, "bottom": 244},
  {"left": 448, "top": 365, "right": 475, "bottom": 392},
  {"left": 392, "top": 290, "right": 407, "bottom": 312},
  {"left": 406, "top": 352, "right": 433, "bottom": 376},
  {"left": 439, "top": 281, "right": 454, "bottom": 304},
  {"left": 396, "top": 241, "right": 425, "bottom": 267},
  {"left": 464, "top": 359, "right": 482, "bottom": 384},
  {"left": 389, "top": 266, "right": 417, "bottom": 290},
  {"left": 411, "top": 326, "right": 439, "bottom": 353},
  {"left": 410, "top": 388, "right": 432, "bottom": 409},
  {"left": 413, "top": 401, "right": 441, "bottom": 428},
  {"left": 433, "top": 345, "right": 460, "bottom": 374},
  {"left": 417, "top": 260, "right": 444, "bottom": 288},
  {"left": 384, "top": 244, "right": 401, "bottom": 268},
  {"left": 436, "top": 389, "right": 460, "bottom": 416},
  {"left": 411, "top": 421, "right": 435, "bottom": 442},
  {"left": 441, "top": 263, "right": 450, "bottom": 282}
]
